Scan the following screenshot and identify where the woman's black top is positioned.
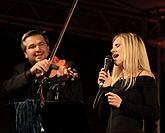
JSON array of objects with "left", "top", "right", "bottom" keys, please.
[{"left": 97, "top": 76, "right": 160, "bottom": 133}]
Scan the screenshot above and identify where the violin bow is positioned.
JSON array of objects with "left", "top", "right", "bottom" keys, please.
[
  {"left": 39, "top": 0, "right": 78, "bottom": 107},
  {"left": 48, "top": 0, "right": 78, "bottom": 61}
]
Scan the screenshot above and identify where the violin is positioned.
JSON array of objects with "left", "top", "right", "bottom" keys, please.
[
  {"left": 37, "top": 56, "right": 79, "bottom": 107},
  {"left": 48, "top": 56, "right": 79, "bottom": 80}
]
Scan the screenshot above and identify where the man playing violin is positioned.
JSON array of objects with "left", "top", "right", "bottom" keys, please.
[{"left": 1, "top": 29, "right": 85, "bottom": 133}]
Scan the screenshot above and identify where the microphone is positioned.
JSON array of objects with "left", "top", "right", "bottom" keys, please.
[
  {"left": 98, "top": 55, "right": 112, "bottom": 87},
  {"left": 93, "top": 55, "right": 112, "bottom": 109}
]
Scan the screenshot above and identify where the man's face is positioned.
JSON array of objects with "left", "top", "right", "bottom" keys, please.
[{"left": 23, "top": 34, "right": 50, "bottom": 64}]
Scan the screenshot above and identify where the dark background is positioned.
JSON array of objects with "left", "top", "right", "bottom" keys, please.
[{"left": 0, "top": 0, "right": 165, "bottom": 133}]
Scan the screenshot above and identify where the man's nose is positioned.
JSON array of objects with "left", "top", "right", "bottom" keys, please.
[{"left": 35, "top": 45, "right": 41, "bottom": 50}]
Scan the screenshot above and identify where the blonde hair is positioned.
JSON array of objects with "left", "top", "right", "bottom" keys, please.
[{"left": 111, "top": 32, "right": 153, "bottom": 90}]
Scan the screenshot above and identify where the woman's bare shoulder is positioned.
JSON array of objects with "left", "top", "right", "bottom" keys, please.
[{"left": 139, "top": 70, "right": 154, "bottom": 77}]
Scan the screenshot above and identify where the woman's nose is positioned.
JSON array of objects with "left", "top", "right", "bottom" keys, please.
[{"left": 111, "top": 47, "right": 115, "bottom": 53}]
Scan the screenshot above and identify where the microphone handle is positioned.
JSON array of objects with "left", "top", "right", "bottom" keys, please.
[
  {"left": 93, "top": 85, "right": 104, "bottom": 109},
  {"left": 98, "top": 79, "right": 104, "bottom": 87},
  {"left": 93, "top": 70, "right": 107, "bottom": 108}
]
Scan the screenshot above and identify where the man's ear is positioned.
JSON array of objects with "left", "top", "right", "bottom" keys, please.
[
  {"left": 48, "top": 46, "right": 50, "bottom": 53},
  {"left": 24, "top": 52, "right": 28, "bottom": 58}
]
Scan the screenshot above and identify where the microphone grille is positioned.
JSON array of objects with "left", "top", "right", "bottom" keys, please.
[
  {"left": 104, "top": 55, "right": 112, "bottom": 72},
  {"left": 104, "top": 55, "right": 112, "bottom": 64},
  {"left": 105, "top": 55, "right": 112, "bottom": 60}
]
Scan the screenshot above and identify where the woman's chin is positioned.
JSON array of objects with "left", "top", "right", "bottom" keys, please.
[{"left": 114, "top": 60, "right": 122, "bottom": 66}]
